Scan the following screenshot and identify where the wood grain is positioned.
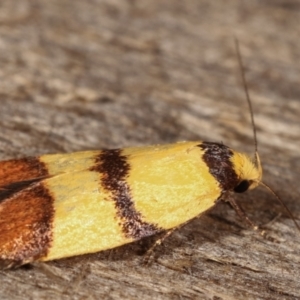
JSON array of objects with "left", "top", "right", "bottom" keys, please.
[{"left": 0, "top": 0, "right": 300, "bottom": 299}]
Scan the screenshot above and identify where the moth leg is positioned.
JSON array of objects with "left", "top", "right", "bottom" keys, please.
[
  {"left": 227, "top": 196, "right": 258, "bottom": 229},
  {"left": 143, "top": 227, "right": 180, "bottom": 265},
  {"left": 226, "top": 196, "right": 266, "bottom": 237}
]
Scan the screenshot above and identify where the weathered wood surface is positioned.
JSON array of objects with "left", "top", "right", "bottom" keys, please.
[{"left": 0, "top": 1, "right": 300, "bottom": 299}]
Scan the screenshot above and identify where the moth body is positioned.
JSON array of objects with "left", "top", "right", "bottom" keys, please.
[{"left": 0, "top": 141, "right": 261, "bottom": 268}]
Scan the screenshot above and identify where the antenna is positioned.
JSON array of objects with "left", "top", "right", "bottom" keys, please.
[
  {"left": 235, "top": 38, "right": 300, "bottom": 232},
  {"left": 259, "top": 181, "right": 300, "bottom": 232},
  {"left": 234, "top": 38, "right": 258, "bottom": 166}
]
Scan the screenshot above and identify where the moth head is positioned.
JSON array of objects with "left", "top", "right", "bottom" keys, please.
[{"left": 231, "top": 151, "right": 262, "bottom": 193}]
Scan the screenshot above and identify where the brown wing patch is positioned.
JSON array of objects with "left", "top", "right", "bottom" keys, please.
[
  {"left": 0, "top": 157, "right": 49, "bottom": 186},
  {"left": 0, "top": 182, "right": 55, "bottom": 269}
]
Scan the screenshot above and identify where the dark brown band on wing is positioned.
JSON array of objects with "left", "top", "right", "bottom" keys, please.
[
  {"left": 0, "top": 157, "right": 49, "bottom": 187},
  {"left": 199, "top": 142, "right": 239, "bottom": 191},
  {"left": 0, "top": 182, "right": 55, "bottom": 269},
  {"left": 90, "top": 149, "right": 161, "bottom": 240}
]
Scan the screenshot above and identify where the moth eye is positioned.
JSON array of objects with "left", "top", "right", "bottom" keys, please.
[{"left": 234, "top": 180, "right": 250, "bottom": 193}]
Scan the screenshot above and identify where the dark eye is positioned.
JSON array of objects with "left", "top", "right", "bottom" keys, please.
[{"left": 234, "top": 180, "right": 250, "bottom": 193}]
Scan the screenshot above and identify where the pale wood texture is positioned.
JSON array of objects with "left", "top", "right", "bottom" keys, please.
[{"left": 0, "top": 1, "right": 300, "bottom": 299}]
